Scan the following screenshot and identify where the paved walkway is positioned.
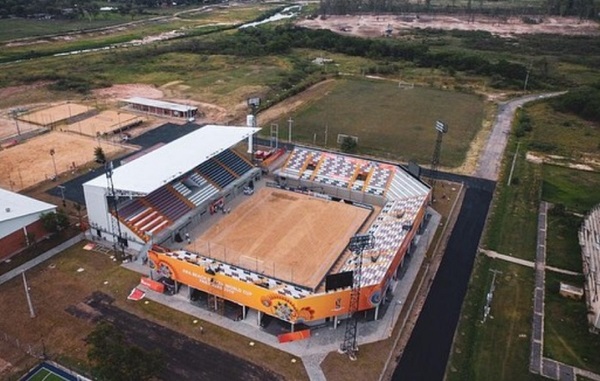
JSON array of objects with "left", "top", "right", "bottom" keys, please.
[
  {"left": 480, "top": 248, "right": 581, "bottom": 276},
  {"left": 474, "top": 92, "right": 565, "bottom": 181},
  {"left": 0, "top": 233, "right": 84, "bottom": 286},
  {"left": 529, "top": 202, "right": 600, "bottom": 381},
  {"left": 123, "top": 208, "right": 441, "bottom": 381}
]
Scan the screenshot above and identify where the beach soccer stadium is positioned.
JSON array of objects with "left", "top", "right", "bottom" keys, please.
[{"left": 83, "top": 124, "right": 431, "bottom": 330}]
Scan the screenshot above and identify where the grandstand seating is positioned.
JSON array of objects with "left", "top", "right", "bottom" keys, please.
[
  {"left": 197, "top": 157, "right": 236, "bottom": 188},
  {"left": 117, "top": 149, "right": 255, "bottom": 241},
  {"left": 216, "top": 149, "right": 253, "bottom": 176},
  {"left": 146, "top": 186, "right": 192, "bottom": 222}
]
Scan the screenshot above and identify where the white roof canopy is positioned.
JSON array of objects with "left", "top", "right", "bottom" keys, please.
[
  {"left": 84, "top": 125, "right": 260, "bottom": 194},
  {"left": 0, "top": 188, "right": 56, "bottom": 223},
  {"left": 124, "top": 97, "right": 198, "bottom": 113}
]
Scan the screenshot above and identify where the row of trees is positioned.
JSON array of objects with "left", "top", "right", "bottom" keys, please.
[
  {"left": 169, "top": 26, "right": 530, "bottom": 88},
  {"left": 318, "top": 0, "right": 598, "bottom": 19},
  {"left": 551, "top": 85, "right": 600, "bottom": 123}
]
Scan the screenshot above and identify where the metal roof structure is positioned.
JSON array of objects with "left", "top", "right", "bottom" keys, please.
[
  {"left": 84, "top": 125, "right": 260, "bottom": 194},
  {"left": 123, "top": 97, "right": 198, "bottom": 113},
  {"left": 0, "top": 188, "right": 56, "bottom": 223}
]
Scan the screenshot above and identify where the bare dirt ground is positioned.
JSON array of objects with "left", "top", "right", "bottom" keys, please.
[
  {"left": 298, "top": 14, "right": 600, "bottom": 38},
  {"left": 0, "top": 131, "right": 130, "bottom": 191},
  {"left": 191, "top": 187, "right": 370, "bottom": 289},
  {"left": 91, "top": 83, "right": 164, "bottom": 102}
]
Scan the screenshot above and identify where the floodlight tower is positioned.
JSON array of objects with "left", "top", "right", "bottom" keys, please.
[
  {"left": 340, "top": 233, "right": 375, "bottom": 361},
  {"left": 105, "top": 161, "right": 126, "bottom": 261},
  {"left": 430, "top": 120, "right": 448, "bottom": 196},
  {"left": 247, "top": 97, "right": 261, "bottom": 156}
]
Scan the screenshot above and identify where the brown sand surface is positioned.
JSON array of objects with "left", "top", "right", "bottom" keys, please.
[
  {"left": 0, "top": 131, "right": 128, "bottom": 191},
  {"left": 19, "top": 103, "right": 91, "bottom": 126},
  {"left": 194, "top": 188, "right": 371, "bottom": 289},
  {"left": 65, "top": 110, "right": 144, "bottom": 136}
]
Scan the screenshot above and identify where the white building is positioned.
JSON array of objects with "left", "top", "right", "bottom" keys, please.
[{"left": 83, "top": 125, "right": 260, "bottom": 252}]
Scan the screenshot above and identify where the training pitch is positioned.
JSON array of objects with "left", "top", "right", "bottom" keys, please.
[
  {"left": 190, "top": 187, "right": 372, "bottom": 289},
  {"left": 65, "top": 110, "right": 144, "bottom": 137}
]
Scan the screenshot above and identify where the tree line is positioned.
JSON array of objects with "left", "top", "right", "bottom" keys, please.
[
  {"left": 0, "top": 0, "right": 221, "bottom": 19},
  {"left": 318, "top": 0, "right": 598, "bottom": 19}
]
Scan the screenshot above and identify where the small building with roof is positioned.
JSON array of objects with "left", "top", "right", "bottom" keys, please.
[
  {"left": 122, "top": 97, "right": 198, "bottom": 119},
  {"left": 0, "top": 189, "right": 56, "bottom": 260}
]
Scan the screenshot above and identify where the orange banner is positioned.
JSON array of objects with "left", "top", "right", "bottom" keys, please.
[{"left": 148, "top": 250, "right": 384, "bottom": 323}]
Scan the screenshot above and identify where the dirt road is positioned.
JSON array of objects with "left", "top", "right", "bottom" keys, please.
[{"left": 474, "top": 92, "right": 565, "bottom": 181}]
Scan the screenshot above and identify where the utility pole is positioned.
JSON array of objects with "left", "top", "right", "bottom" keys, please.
[
  {"left": 324, "top": 124, "right": 329, "bottom": 147},
  {"left": 524, "top": 62, "right": 532, "bottom": 92},
  {"left": 22, "top": 272, "right": 35, "bottom": 318}
]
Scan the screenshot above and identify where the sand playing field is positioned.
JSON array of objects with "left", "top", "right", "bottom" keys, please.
[
  {"left": 191, "top": 187, "right": 371, "bottom": 289},
  {"left": 0, "top": 131, "right": 128, "bottom": 191}
]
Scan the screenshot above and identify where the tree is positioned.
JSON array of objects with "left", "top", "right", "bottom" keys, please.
[
  {"left": 94, "top": 146, "right": 106, "bottom": 164},
  {"left": 40, "top": 209, "right": 70, "bottom": 234},
  {"left": 340, "top": 136, "right": 358, "bottom": 154},
  {"left": 87, "top": 322, "right": 163, "bottom": 381}
]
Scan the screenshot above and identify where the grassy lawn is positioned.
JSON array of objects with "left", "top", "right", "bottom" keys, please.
[
  {"left": 544, "top": 272, "right": 600, "bottom": 374},
  {"left": 527, "top": 102, "right": 600, "bottom": 158},
  {"left": 0, "top": 15, "right": 138, "bottom": 42},
  {"left": 0, "top": 242, "right": 307, "bottom": 381},
  {"left": 268, "top": 77, "right": 485, "bottom": 166},
  {"left": 545, "top": 212, "right": 583, "bottom": 272},
  {"left": 542, "top": 164, "right": 600, "bottom": 214},
  {"left": 484, "top": 138, "right": 541, "bottom": 261},
  {"left": 447, "top": 257, "right": 542, "bottom": 381}
]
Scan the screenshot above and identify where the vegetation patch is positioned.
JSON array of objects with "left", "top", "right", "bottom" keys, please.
[{"left": 544, "top": 272, "right": 600, "bottom": 374}]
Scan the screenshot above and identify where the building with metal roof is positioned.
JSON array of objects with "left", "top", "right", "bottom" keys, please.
[
  {"left": 122, "top": 97, "right": 198, "bottom": 119},
  {"left": 0, "top": 188, "right": 56, "bottom": 260}
]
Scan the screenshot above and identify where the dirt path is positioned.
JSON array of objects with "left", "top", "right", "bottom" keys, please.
[{"left": 256, "top": 80, "right": 337, "bottom": 125}]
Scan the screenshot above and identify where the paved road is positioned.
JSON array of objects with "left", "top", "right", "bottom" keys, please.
[
  {"left": 474, "top": 92, "right": 565, "bottom": 181},
  {"left": 392, "top": 179, "right": 495, "bottom": 381}
]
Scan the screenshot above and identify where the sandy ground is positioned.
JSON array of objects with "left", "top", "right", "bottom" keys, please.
[
  {"left": 0, "top": 131, "right": 129, "bottom": 191},
  {"left": 19, "top": 103, "right": 92, "bottom": 126},
  {"left": 92, "top": 83, "right": 164, "bottom": 103},
  {"left": 190, "top": 187, "right": 370, "bottom": 289},
  {"left": 0, "top": 116, "right": 42, "bottom": 140},
  {"left": 298, "top": 14, "right": 600, "bottom": 38},
  {"left": 64, "top": 110, "right": 144, "bottom": 137}
]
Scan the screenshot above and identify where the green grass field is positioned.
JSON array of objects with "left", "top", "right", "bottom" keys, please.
[
  {"left": 542, "top": 164, "right": 600, "bottom": 214},
  {"left": 269, "top": 78, "right": 484, "bottom": 166},
  {"left": 484, "top": 139, "right": 541, "bottom": 261},
  {"left": 544, "top": 272, "right": 600, "bottom": 374},
  {"left": 545, "top": 212, "right": 583, "bottom": 272},
  {"left": 447, "top": 257, "right": 543, "bottom": 381}
]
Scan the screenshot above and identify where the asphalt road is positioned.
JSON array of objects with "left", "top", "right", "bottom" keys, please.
[{"left": 392, "top": 178, "right": 495, "bottom": 381}]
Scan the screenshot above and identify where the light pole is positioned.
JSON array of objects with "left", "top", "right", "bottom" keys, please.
[
  {"left": 10, "top": 109, "right": 21, "bottom": 136},
  {"left": 49, "top": 148, "right": 58, "bottom": 181},
  {"left": 288, "top": 117, "right": 293, "bottom": 143}
]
